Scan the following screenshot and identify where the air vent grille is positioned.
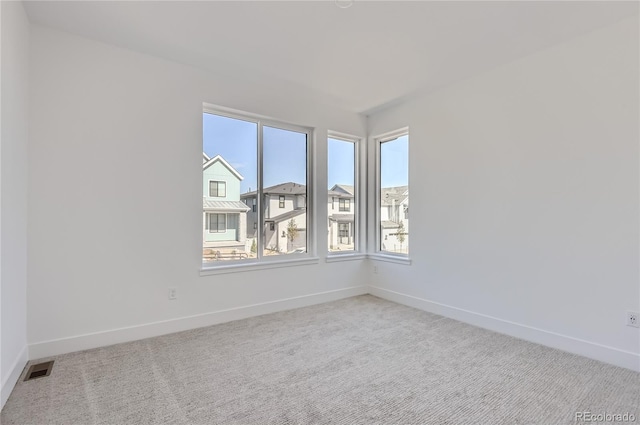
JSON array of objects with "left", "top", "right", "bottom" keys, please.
[{"left": 24, "top": 361, "right": 54, "bottom": 381}]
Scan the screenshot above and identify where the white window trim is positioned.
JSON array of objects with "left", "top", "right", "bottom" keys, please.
[
  {"left": 367, "top": 253, "right": 411, "bottom": 265},
  {"left": 208, "top": 180, "right": 227, "bottom": 198},
  {"left": 327, "top": 131, "right": 363, "bottom": 259},
  {"left": 200, "top": 256, "right": 320, "bottom": 276},
  {"left": 372, "top": 127, "right": 410, "bottom": 262},
  {"left": 201, "top": 103, "right": 315, "bottom": 272},
  {"left": 325, "top": 253, "right": 367, "bottom": 263}
]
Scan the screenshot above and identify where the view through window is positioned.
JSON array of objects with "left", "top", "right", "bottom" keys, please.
[
  {"left": 328, "top": 137, "right": 356, "bottom": 253},
  {"left": 203, "top": 110, "right": 309, "bottom": 264},
  {"left": 379, "top": 133, "right": 409, "bottom": 255}
]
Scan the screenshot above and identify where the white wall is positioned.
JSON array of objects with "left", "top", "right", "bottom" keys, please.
[
  {"left": 1, "top": 1, "right": 30, "bottom": 409},
  {"left": 27, "top": 25, "right": 368, "bottom": 358},
  {"left": 368, "top": 16, "right": 640, "bottom": 370}
]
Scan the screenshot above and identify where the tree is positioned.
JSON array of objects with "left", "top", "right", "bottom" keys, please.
[
  {"left": 286, "top": 218, "right": 299, "bottom": 252},
  {"left": 250, "top": 239, "right": 257, "bottom": 255},
  {"left": 397, "top": 221, "right": 406, "bottom": 252}
]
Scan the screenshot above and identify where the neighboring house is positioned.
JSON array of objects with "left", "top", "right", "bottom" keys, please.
[
  {"left": 328, "top": 184, "right": 355, "bottom": 250},
  {"left": 380, "top": 185, "right": 409, "bottom": 253},
  {"left": 240, "top": 182, "right": 408, "bottom": 253},
  {"left": 203, "top": 154, "right": 250, "bottom": 255},
  {"left": 241, "top": 182, "right": 307, "bottom": 253}
]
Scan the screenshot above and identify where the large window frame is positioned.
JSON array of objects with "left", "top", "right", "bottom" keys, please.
[
  {"left": 372, "top": 128, "right": 410, "bottom": 263},
  {"left": 327, "top": 131, "right": 363, "bottom": 259},
  {"left": 201, "top": 104, "right": 316, "bottom": 274}
]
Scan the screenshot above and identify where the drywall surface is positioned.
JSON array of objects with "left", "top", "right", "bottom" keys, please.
[
  {"left": 1, "top": 0, "right": 29, "bottom": 409},
  {"left": 27, "top": 25, "right": 367, "bottom": 356},
  {"left": 368, "top": 16, "right": 640, "bottom": 369}
]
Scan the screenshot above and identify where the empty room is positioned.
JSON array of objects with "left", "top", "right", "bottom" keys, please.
[{"left": 1, "top": 1, "right": 638, "bottom": 424}]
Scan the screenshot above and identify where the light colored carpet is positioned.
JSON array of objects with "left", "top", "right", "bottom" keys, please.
[{"left": 2, "top": 295, "right": 638, "bottom": 425}]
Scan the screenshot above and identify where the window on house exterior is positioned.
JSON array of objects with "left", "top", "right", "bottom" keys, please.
[
  {"left": 209, "top": 181, "right": 226, "bottom": 197},
  {"left": 203, "top": 106, "right": 312, "bottom": 266},
  {"left": 208, "top": 213, "right": 226, "bottom": 233},
  {"left": 328, "top": 135, "right": 358, "bottom": 253},
  {"left": 338, "top": 223, "right": 349, "bottom": 238},
  {"left": 377, "top": 131, "right": 409, "bottom": 256}
]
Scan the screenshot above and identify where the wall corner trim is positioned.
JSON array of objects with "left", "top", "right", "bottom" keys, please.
[
  {"left": 1, "top": 345, "right": 29, "bottom": 410},
  {"left": 369, "top": 286, "right": 640, "bottom": 372},
  {"left": 28, "top": 286, "right": 369, "bottom": 360}
]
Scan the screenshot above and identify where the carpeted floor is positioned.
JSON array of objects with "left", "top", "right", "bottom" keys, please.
[{"left": 2, "top": 295, "right": 638, "bottom": 424}]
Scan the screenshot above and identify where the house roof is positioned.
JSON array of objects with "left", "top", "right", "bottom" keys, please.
[
  {"left": 266, "top": 208, "right": 306, "bottom": 223},
  {"left": 241, "top": 182, "right": 306, "bottom": 197},
  {"left": 203, "top": 154, "right": 244, "bottom": 181},
  {"left": 328, "top": 189, "right": 352, "bottom": 199},
  {"left": 203, "top": 152, "right": 210, "bottom": 164},
  {"left": 241, "top": 183, "right": 355, "bottom": 199},
  {"left": 203, "top": 199, "right": 250, "bottom": 212},
  {"left": 330, "top": 184, "right": 354, "bottom": 196},
  {"left": 329, "top": 213, "right": 354, "bottom": 223},
  {"left": 381, "top": 186, "right": 408, "bottom": 206}
]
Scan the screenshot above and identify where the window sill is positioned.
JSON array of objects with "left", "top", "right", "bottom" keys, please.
[
  {"left": 325, "top": 253, "right": 367, "bottom": 263},
  {"left": 200, "top": 256, "right": 320, "bottom": 276},
  {"left": 367, "top": 253, "right": 412, "bottom": 265}
]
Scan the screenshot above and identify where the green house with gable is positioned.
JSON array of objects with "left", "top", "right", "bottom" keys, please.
[{"left": 203, "top": 153, "right": 250, "bottom": 254}]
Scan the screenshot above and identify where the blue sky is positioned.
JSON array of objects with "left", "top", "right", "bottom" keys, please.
[
  {"left": 203, "top": 113, "right": 408, "bottom": 193},
  {"left": 380, "top": 134, "right": 409, "bottom": 188},
  {"left": 327, "top": 138, "right": 354, "bottom": 189}
]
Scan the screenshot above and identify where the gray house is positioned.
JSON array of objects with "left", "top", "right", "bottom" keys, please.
[
  {"left": 328, "top": 184, "right": 355, "bottom": 251},
  {"left": 241, "top": 182, "right": 307, "bottom": 253},
  {"left": 380, "top": 185, "right": 409, "bottom": 253}
]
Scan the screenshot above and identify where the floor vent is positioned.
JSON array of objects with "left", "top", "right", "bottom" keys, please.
[{"left": 24, "top": 361, "right": 54, "bottom": 381}]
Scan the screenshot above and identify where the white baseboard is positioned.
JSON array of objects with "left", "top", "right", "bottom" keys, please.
[
  {"left": 1, "top": 345, "right": 28, "bottom": 410},
  {"left": 369, "top": 286, "right": 640, "bottom": 372},
  {"left": 29, "top": 286, "right": 368, "bottom": 360}
]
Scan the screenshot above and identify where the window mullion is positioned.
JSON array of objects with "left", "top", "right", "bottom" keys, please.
[{"left": 257, "top": 121, "right": 264, "bottom": 261}]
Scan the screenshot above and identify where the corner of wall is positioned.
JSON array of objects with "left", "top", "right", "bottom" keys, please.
[{"left": 0, "top": 345, "right": 28, "bottom": 410}]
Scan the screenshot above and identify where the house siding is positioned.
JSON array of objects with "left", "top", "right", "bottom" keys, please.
[{"left": 203, "top": 161, "right": 241, "bottom": 201}]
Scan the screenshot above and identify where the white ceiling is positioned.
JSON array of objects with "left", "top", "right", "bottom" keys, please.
[{"left": 24, "top": 1, "right": 639, "bottom": 114}]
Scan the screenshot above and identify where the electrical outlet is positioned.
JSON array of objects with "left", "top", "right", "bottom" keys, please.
[
  {"left": 373, "top": 265, "right": 378, "bottom": 274},
  {"left": 627, "top": 311, "right": 639, "bottom": 328},
  {"left": 168, "top": 288, "right": 177, "bottom": 300}
]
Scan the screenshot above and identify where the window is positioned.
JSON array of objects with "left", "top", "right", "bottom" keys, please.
[
  {"left": 208, "top": 213, "right": 226, "bottom": 233},
  {"left": 338, "top": 223, "right": 349, "bottom": 238},
  {"left": 328, "top": 135, "right": 358, "bottom": 253},
  {"left": 377, "top": 130, "right": 409, "bottom": 256},
  {"left": 209, "top": 181, "right": 226, "bottom": 197},
  {"left": 203, "top": 105, "right": 312, "bottom": 265}
]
